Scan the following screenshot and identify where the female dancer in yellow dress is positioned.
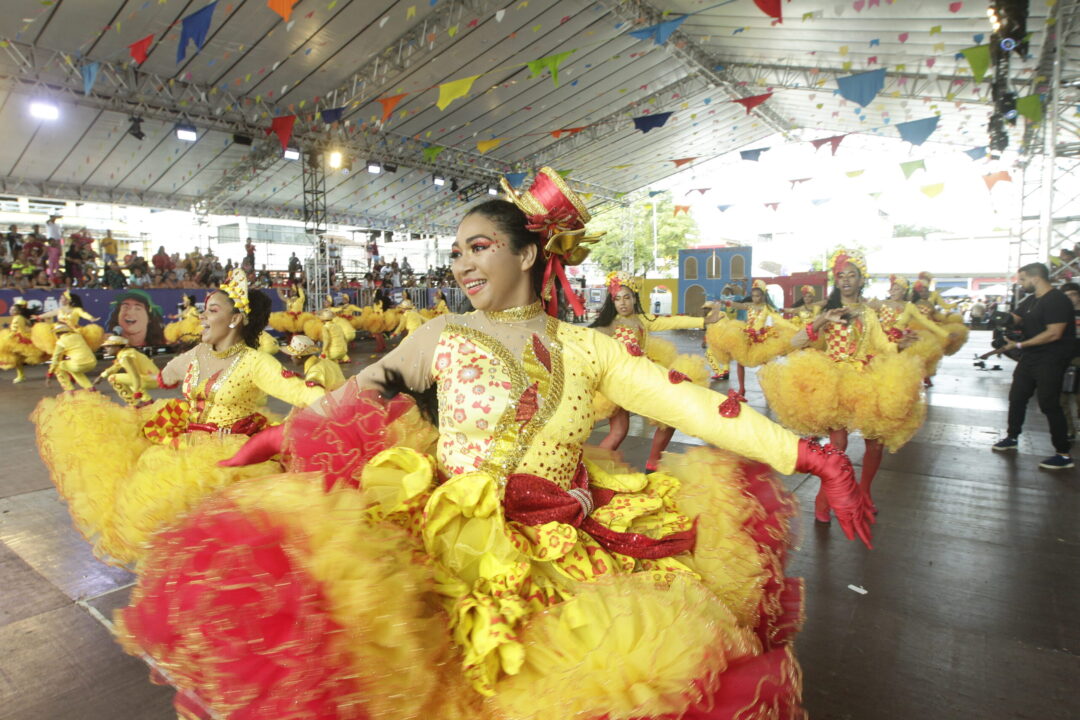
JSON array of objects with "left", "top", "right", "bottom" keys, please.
[
  {"left": 591, "top": 271, "right": 717, "bottom": 470},
  {"left": 391, "top": 296, "right": 427, "bottom": 338},
  {"left": 280, "top": 334, "right": 347, "bottom": 391},
  {"left": 269, "top": 284, "right": 311, "bottom": 337},
  {"left": 164, "top": 294, "right": 200, "bottom": 346},
  {"left": 421, "top": 288, "right": 452, "bottom": 319},
  {"left": 360, "top": 288, "right": 393, "bottom": 352},
  {"left": 707, "top": 279, "right": 797, "bottom": 396},
  {"left": 46, "top": 323, "right": 97, "bottom": 391},
  {"left": 759, "top": 250, "right": 927, "bottom": 521},
  {"left": 32, "top": 270, "right": 325, "bottom": 568},
  {"left": 305, "top": 294, "right": 359, "bottom": 346},
  {"left": 31, "top": 290, "right": 105, "bottom": 354},
  {"left": 911, "top": 279, "right": 970, "bottom": 357},
  {"left": 316, "top": 307, "right": 350, "bottom": 363},
  {"left": 786, "top": 285, "right": 822, "bottom": 327},
  {"left": 95, "top": 335, "right": 159, "bottom": 406},
  {"left": 872, "top": 276, "right": 949, "bottom": 386},
  {"left": 0, "top": 299, "right": 46, "bottom": 383},
  {"left": 115, "top": 169, "right": 872, "bottom": 720}
]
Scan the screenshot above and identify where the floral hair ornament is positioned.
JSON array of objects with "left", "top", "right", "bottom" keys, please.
[
  {"left": 606, "top": 270, "right": 642, "bottom": 297},
  {"left": 220, "top": 268, "right": 251, "bottom": 315},
  {"left": 828, "top": 247, "right": 869, "bottom": 284},
  {"left": 800, "top": 284, "right": 816, "bottom": 297},
  {"left": 890, "top": 274, "right": 910, "bottom": 290},
  {"left": 501, "top": 167, "right": 605, "bottom": 317},
  {"left": 751, "top": 279, "right": 768, "bottom": 292}
]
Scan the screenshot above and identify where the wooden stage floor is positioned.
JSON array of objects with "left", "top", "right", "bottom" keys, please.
[{"left": 1, "top": 329, "right": 1077, "bottom": 719}]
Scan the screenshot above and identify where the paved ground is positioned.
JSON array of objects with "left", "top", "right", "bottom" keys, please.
[{"left": 1, "top": 328, "right": 1077, "bottom": 719}]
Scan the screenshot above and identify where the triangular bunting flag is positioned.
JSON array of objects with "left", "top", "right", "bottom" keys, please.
[
  {"left": 267, "top": 0, "right": 299, "bottom": 21},
  {"left": 846, "top": 169, "right": 865, "bottom": 177},
  {"left": 836, "top": 68, "right": 886, "bottom": 107},
  {"left": 964, "top": 146, "right": 987, "bottom": 160},
  {"left": 673, "top": 205, "right": 691, "bottom": 217},
  {"left": 320, "top": 107, "right": 345, "bottom": 124},
  {"left": 960, "top": 45, "right": 991, "bottom": 82},
  {"left": 921, "top": 183, "right": 945, "bottom": 198},
  {"left": 269, "top": 115, "right": 296, "bottom": 150},
  {"left": 789, "top": 178, "right": 811, "bottom": 188},
  {"left": 732, "top": 92, "right": 773, "bottom": 114},
  {"left": 128, "top": 34, "right": 154, "bottom": 65},
  {"left": 423, "top": 146, "right": 445, "bottom": 162},
  {"left": 477, "top": 138, "right": 502, "bottom": 154},
  {"left": 632, "top": 112, "right": 673, "bottom": 133},
  {"left": 672, "top": 157, "right": 698, "bottom": 168},
  {"left": 753, "top": 0, "right": 783, "bottom": 22},
  {"left": 551, "top": 127, "right": 587, "bottom": 139},
  {"left": 740, "top": 148, "right": 768, "bottom": 161},
  {"left": 526, "top": 50, "right": 576, "bottom": 87},
  {"left": 504, "top": 172, "right": 527, "bottom": 188},
  {"left": 1016, "top": 94, "right": 1043, "bottom": 123},
  {"left": 810, "top": 135, "right": 846, "bottom": 155},
  {"left": 378, "top": 93, "right": 407, "bottom": 123},
  {"left": 983, "top": 170, "right": 1013, "bottom": 190},
  {"left": 627, "top": 16, "right": 688, "bottom": 45},
  {"left": 717, "top": 204, "right": 732, "bottom": 212},
  {"left": 437, "top": 75, "right": 479, "bottom": 110},
  {"left": 896, "top": 116, "right": 940, "bottom": 145},
  {"left": 177, "top": 2, "right": 217, "bottom": 64},
  {"left": 811, "top": 198, "right": 831, "bottom": 205},
  {"left": 765, "top": 202, "right": 780, "bottom": 211},
  {"left": 900, "top": 159, "right": 926, "bottom": 179},
  {"left": 648, "top": 190, "right": 664, "bottom": 197},
  {"left": 81, "top": 62, "right": 100, "bottom": 96}
]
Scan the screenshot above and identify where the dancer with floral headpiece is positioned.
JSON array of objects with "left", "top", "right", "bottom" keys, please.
[
  {"left": 31, "top": 289, "right": 105, "bottom": 354},
  {"left": 32, "top": 269, "right": 326, "bottom": 569},
  {"left": 114, "top": 168, "right": 873, "bottom": 720},
  {"left": 759, "top": 249, "right": 927, "bottom": 522},
  {"left": 871, "top": 275, "right": 950, "bottom": 386},
  {"left": 911, "top": 274, "right": 970, "bottom": 357},
  {"left": 590, "top": 269, "right": 722, "bottom": 470},
  {"left": 0, "top": 299, "right": 46, "bottom": 383}
]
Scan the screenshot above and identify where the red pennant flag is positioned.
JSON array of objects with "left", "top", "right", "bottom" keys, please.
[
  {"left": 378, "top": 93, "right": 407, "bottom": 123},
  {"left": 269, "top": 115, "right": 296, "bottom": 150},
  {"left": 765, "top": 202, "right": 780, "bottom": 211},
  {"left": 732, "top": 92, "right": 773, "bottom": 114},
  {"left": 128, "top": 34, "right": 154, "bottom": 65},
  {"left": 672, "top": 157, "right": 698, "bottom": 168},
  {"left": 983, "top": 170, "right": 1012, "bottom": 190},
  {"left": 673, "top": 205, "right": 691, "bottom": 217},
  {"left": 753, "top": 0, "right": 783, "bottom": 21},
  {"left": 267, "top": 0, "right": 299, "bottom": 21},
  {"left": 550, "top": 126, "right": 588, "bottom": 139},
  {"left": 810, "top": 135, "right": 846, "bottom": 155}
]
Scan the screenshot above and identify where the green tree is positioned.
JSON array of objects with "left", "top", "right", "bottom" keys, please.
[{"left": 586, "top": 192, "right": 699, "bottom": 276}]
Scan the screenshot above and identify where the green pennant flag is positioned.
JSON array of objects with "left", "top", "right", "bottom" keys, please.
[
  {"left": 846, "top": 169, "right": 865, "bottom": 178},
  {"left": 1016, "top": 94, "right": 1043, "bottom": 123},
  {"left": 556, "top": 168, "right": 573, "bottom": 177},
  {"left": 900, "top": 159, "right": 926, "bottom": 179},
  {"left": 960, "top": 45, "right": 991, "bottom": 82},
  {"left": 423, "top": 145, "right": 445, "bottom": 162},
  {"left": 527, "top": 50, "right": 576, "bottom": 87}
]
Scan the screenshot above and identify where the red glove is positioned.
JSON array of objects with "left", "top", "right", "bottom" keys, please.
[
  {"left": 794, "top": 439, "right": 874, "bottom": 549},
  {"left": 217, "top": 424, "right": 285, "bottom": 467}
]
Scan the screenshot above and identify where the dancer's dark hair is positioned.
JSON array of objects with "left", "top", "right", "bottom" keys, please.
[{"left": 590, "top": 288, "right": 654, "bottom": 328}]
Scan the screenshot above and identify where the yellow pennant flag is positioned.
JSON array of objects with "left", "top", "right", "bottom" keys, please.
[
  {"left": 407, "top": 5, "right": 416, "bottom": 19},
  {"left": 921, "top": 182, "right": 945, "bottom": 198},
  {"left": 437, "top": 75, "right": 479, "bottom": 110},
  {"left": 477, "top": 138, "right": 503, "bottom": 153}
]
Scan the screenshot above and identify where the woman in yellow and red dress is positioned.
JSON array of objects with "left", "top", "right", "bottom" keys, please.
[
  {"left": 707, "top": 279, "right": 798, "bottom": 396},
  {"left": 759, "top": 251, "right": 927, "bottom": 521},
  {"left": 911, "top": 277, "right": 970, "bottom": 357},
  {"left": 269, "top": 284, "right": 312, "bottom": 337},
  {"left": 590, "top": 270, "right": 719, "bottom": 470},
  {"left": 32, "top": 270, "right": 325, "bottom": 569},
  {"left": 873, "top": 275, "right": 949, "bottom": 386},
  {"left": 0, "top": 299, "right": 46, "bottom": 383},
  {"left": 31, "top": 289, "right": 105, "bottom": 354},
  {"left": 114, "top": 169, "right": 873, "bottom": 720},
  {"left": 163, "top": 294, "right": 200, "bottom": 346}
]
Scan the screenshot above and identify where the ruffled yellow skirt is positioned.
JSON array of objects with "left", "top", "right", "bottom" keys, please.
[
  {"left": 32, "top": 391, "right": 281, "bottom": 568},
  {"left": 707, "top": 320, "right": 794, "bottom": 368},
  {"left": 758, "top": 349, "right": 926, "bottom": 452},
  {"left": 31, "top": 321, "right": 105, "bottom": 354},
  {"left": 0, "top": 329, "right": 47, "bottom": 368},
  {"left": 268, "top": 310, "right": 312, "bottom": 334},
  {"left": 940, "top": 319, "right": 970, "bottom": 356},
  {"left": 163, "top": 315, "right": 200, "bottom": 345}
]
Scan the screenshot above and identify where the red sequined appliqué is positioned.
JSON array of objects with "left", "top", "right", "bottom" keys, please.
[
  {"left": 281, "top": 369, "right": 299, "bottom": 379},
  {"left": 516, "top": 382, "right": 540, "bottom": 425},
  {"left": 668, "top": 369, "right": 691, "bottom": 384},
  {"left": 718, "top": 390, "right": 746, "bottom": 418},
  {"left": 627, "top": 343, "right": 644, "bottom": 357},
  {"left": 531, "top": 334, "right": 552, "bottom": 372}
]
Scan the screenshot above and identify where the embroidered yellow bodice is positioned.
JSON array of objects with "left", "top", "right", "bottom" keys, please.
[
  {"left": 286, "top": 289, "right": 305, "bottom": 314},
  {"left": 609, "top": 313, "right": 703, "bottom": 353},
  {"left": 821, "top": 306, "right": 895, "bottom": 363},
  {"left": 59, "top": 307, "right": 96, "bottom": 327}
]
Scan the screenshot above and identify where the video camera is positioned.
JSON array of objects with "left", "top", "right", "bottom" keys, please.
[{"left": 973, "top": 309, "right": 1022, "bottom": 367}]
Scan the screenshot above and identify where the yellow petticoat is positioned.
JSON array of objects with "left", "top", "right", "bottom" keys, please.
[{"left": 707, "top": 320, "right": 795, "bottom": 367}]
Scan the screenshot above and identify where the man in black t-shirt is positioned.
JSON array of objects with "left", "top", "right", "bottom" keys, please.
[{"left": 993, "top": 263, "right": 1077, "bottom": 469}]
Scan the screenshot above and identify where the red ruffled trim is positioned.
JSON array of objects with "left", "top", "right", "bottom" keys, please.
[{"left": 156, "top": 371, "right": 179, "bottom": 390}]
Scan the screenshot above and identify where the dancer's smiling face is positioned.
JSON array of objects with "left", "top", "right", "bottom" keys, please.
[
  {"left": 200, "top": 291, "right": 244, "bottom": 347},
  {"left": 836, "top": 263, "right": 863, "bottom": 301},
  {"left": 451, "top": 211, "right": 538, "bottom": 312}
]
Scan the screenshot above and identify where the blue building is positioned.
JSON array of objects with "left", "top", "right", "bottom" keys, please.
[{"left": 678, "top": 245, "right": 753, "bottom": 312}]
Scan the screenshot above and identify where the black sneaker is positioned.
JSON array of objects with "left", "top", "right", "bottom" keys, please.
[
  {"left": 992, "top": 436, "right": 1018, "bottom": 452},
  {"left": 1038, "top": 455, "right": 1074, "bottom": 470}
]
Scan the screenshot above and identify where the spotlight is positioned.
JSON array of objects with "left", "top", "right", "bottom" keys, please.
[
  {"left": 175, "top": 124, "right": 197, "bottom": 142},
  {"left": 283, "top": 147, "right": 300, "bottom": 160},
  {"left": 232, "top": 133, "right": 253, "bottom": 146},
  {"left": 29, "top": 101, "right": 59, "bottom": 120},
  {"left": 383, "top": 162, "right": 398, "bottom": 173},
  {"left": 487, "top": 185, "right": 499, "bottom": 196},
  {"left": 328, "top": 151, "right": 343, "bottom": 169},
  {"left": 367, "top": 160, "right": 382, "bottom": 174},
  {"left": 433, "top": 174, "right": 446, "bottom": 186},
  {"left": 127, "top": 116, "right": 145, "bottom": 141}
]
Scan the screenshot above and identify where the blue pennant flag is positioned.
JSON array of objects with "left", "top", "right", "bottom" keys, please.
[
  {"left": 504, "top": 172, "right": 527, "bottom": 189},
  {"left": 836, "top": 68, "right": 886, "bottom": 108},
  {"left": 896, "top": 116, "right": 940, "bottom": 146},
  {"left": 740, "top": 147, "right": 768, "bottom": 162},
  {"left": 81, "top": 62, "right": 100, "bottom": 95},
  {"left": 320, "top": 107, "right": 345, "bottom": 124},
  {"left": 177, "top": 2, "right": 217, "bottom": 63},
  {"left": 648, "top": 190, "right": 664, "bottom": 197},
  {"left": 627, "top": 16, "right": 688, "bottom": 45},
  {"left": 964, "top": 146, "right": 987, "bottom": 160},
  {"left": 811, "top": 198, "right": 831, "bottom": 206},
  {"left": 716, "top": 204, "right": 732, "bottom": 212},
  {"left": 632, "top": 112, "right": 674, "bottom": 133}
]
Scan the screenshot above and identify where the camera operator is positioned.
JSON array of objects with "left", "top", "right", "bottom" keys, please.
[{"left": 992, "top": 263, "right": 1077, "bottom": 469}]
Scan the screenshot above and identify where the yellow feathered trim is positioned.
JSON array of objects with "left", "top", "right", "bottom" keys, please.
[
  {"left": 940, "top": 320, "right": 969, "bottom": 356},
  {"left": 79, "top": 323, "right": 105, "bottom": 351},
  {"left": 707, "top": 319, "right": 795, "bottom": 367},
  {"left": 31, "top": 321, "right": 58, "bottom": 355},
  {"left": 0, "top": 328, "right": 47, "bottom": 367}
]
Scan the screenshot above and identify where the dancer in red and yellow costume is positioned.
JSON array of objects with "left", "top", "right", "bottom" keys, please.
[
  {"left": 759, "top": 250, "right": 927, "bottom": 521},
  {"left": 269, "top": 284, "right": 312, "bottom": 337},
  {"left": 164, "top": 294, "right": 200, "bottom": 346},
  {"left": 31, "top": 290, "right": 105, "bottom": 354},
  {"left": 32, "top": 270, "right": 326, "bottom": 568},
  {"left": 115, "top": 168, "right": 873, "bottom": 720},
  {"left": 359, "top": 288, "right": 394, "bottom": 352},
  {"left": 872, "top": 275, "right": 949, "bottom": 385},
  {"left": 911, "top": 277, "right": 970, "bottom": 357},
  {"left": 0, "top": 299, "right": 46, "bottom": 383},
  {"left": 95, "top": 335, "right": 159, "bottom": 406},
  {"left": 305, "top": 295, "right": 358, "bottom": 347},
  {"left": 591, "top": 270, "right": 718, "bottom": 470},
  {"left": 281, "top": 334, "right": 346, "bottom": 391},
  {"left": 707, "top": 279, "right": 797, "bottom": 396},
  {"left": 785, "top": 285, "right": 823, "bottom": 327},
  {"left": 391, "top": 296, "right": 427, "bottom": 338},
  {"left": 421, "top": 288, "right": 452, "bottom": 319}
]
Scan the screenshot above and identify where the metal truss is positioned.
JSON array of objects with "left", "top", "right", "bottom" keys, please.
[
  {"left": 302, "top": 151, "right": 328, "bottom": 237},
  {"left": 594, "top": 0, "right": 792, "bottom": 137}
]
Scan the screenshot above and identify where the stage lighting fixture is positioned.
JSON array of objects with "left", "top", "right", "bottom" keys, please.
[
  {"left": 383, "top": 162, "right": 398, "bottom": 173},
  {"left": 450, "top": 179, "right": 459, "bottom": 192},
  {"left": 328, "top": 150, "right": 343, "bottom": 169},
  {"left": 233, "top": 133, "right": 253, "bottom": 146},
  {"left": 367, "top": 160, "right": 382, "bottom": 174},
  {"left": 127, "top": 117, "right": 145, "bottom": 141},
  {"left": 433, "top": 174, "right": 446, "bottom": 186},
  {"left": 487, "top": 185, "right": 499, "bottom": 196},
  {"left": 175, "top": 124, "right": 197, "bottom": 142},
  {"left": 29, "top": 101, "right": 59, "bottom": 120},
  {"left": 283, "top": 147, "right": 300, "bottom": 160}
]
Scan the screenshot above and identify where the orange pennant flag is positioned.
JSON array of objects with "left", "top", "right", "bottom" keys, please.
[
  {"left": 672, "top": 157, "right": 698, "bottom": 168},
  {"left": 673, "top": 205, "right": 691, "bottom": 217},
  {"left": 267, "top": 0, "right": 299, "bottom": 21},
  {"left": 551, "top": 126, "right": 588, "bottom": 139},
  {"left": 983, "top": 170, "right": 1012, "bottom": 191},
  {"left": 378, "top": 93, "right": 408, "bottom": 123}
]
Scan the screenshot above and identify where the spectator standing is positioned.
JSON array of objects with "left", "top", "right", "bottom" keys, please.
[
  {"left": 152, "top": 246, "right": 173, "bottom": 274},
  {"left": 993, "top": 263, "right": 1078, "bottom": 469},
  {"left": 45, "top": 213, "right": 63, "bottom": 248},
  {"left": 288, "top": 252, "right": 302, "bottom": 283},
  {"left": 244, "top": 238, "right": 256, "bottom": 270},
  {"left": 5, "top": 225, "right": 22, "bottom": 259},
  {"left": 99, "top": 230, "right": 118, "bottom": 265},
  {"left": 23, "top": 225, "right": 44, "bottom": 257}
]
